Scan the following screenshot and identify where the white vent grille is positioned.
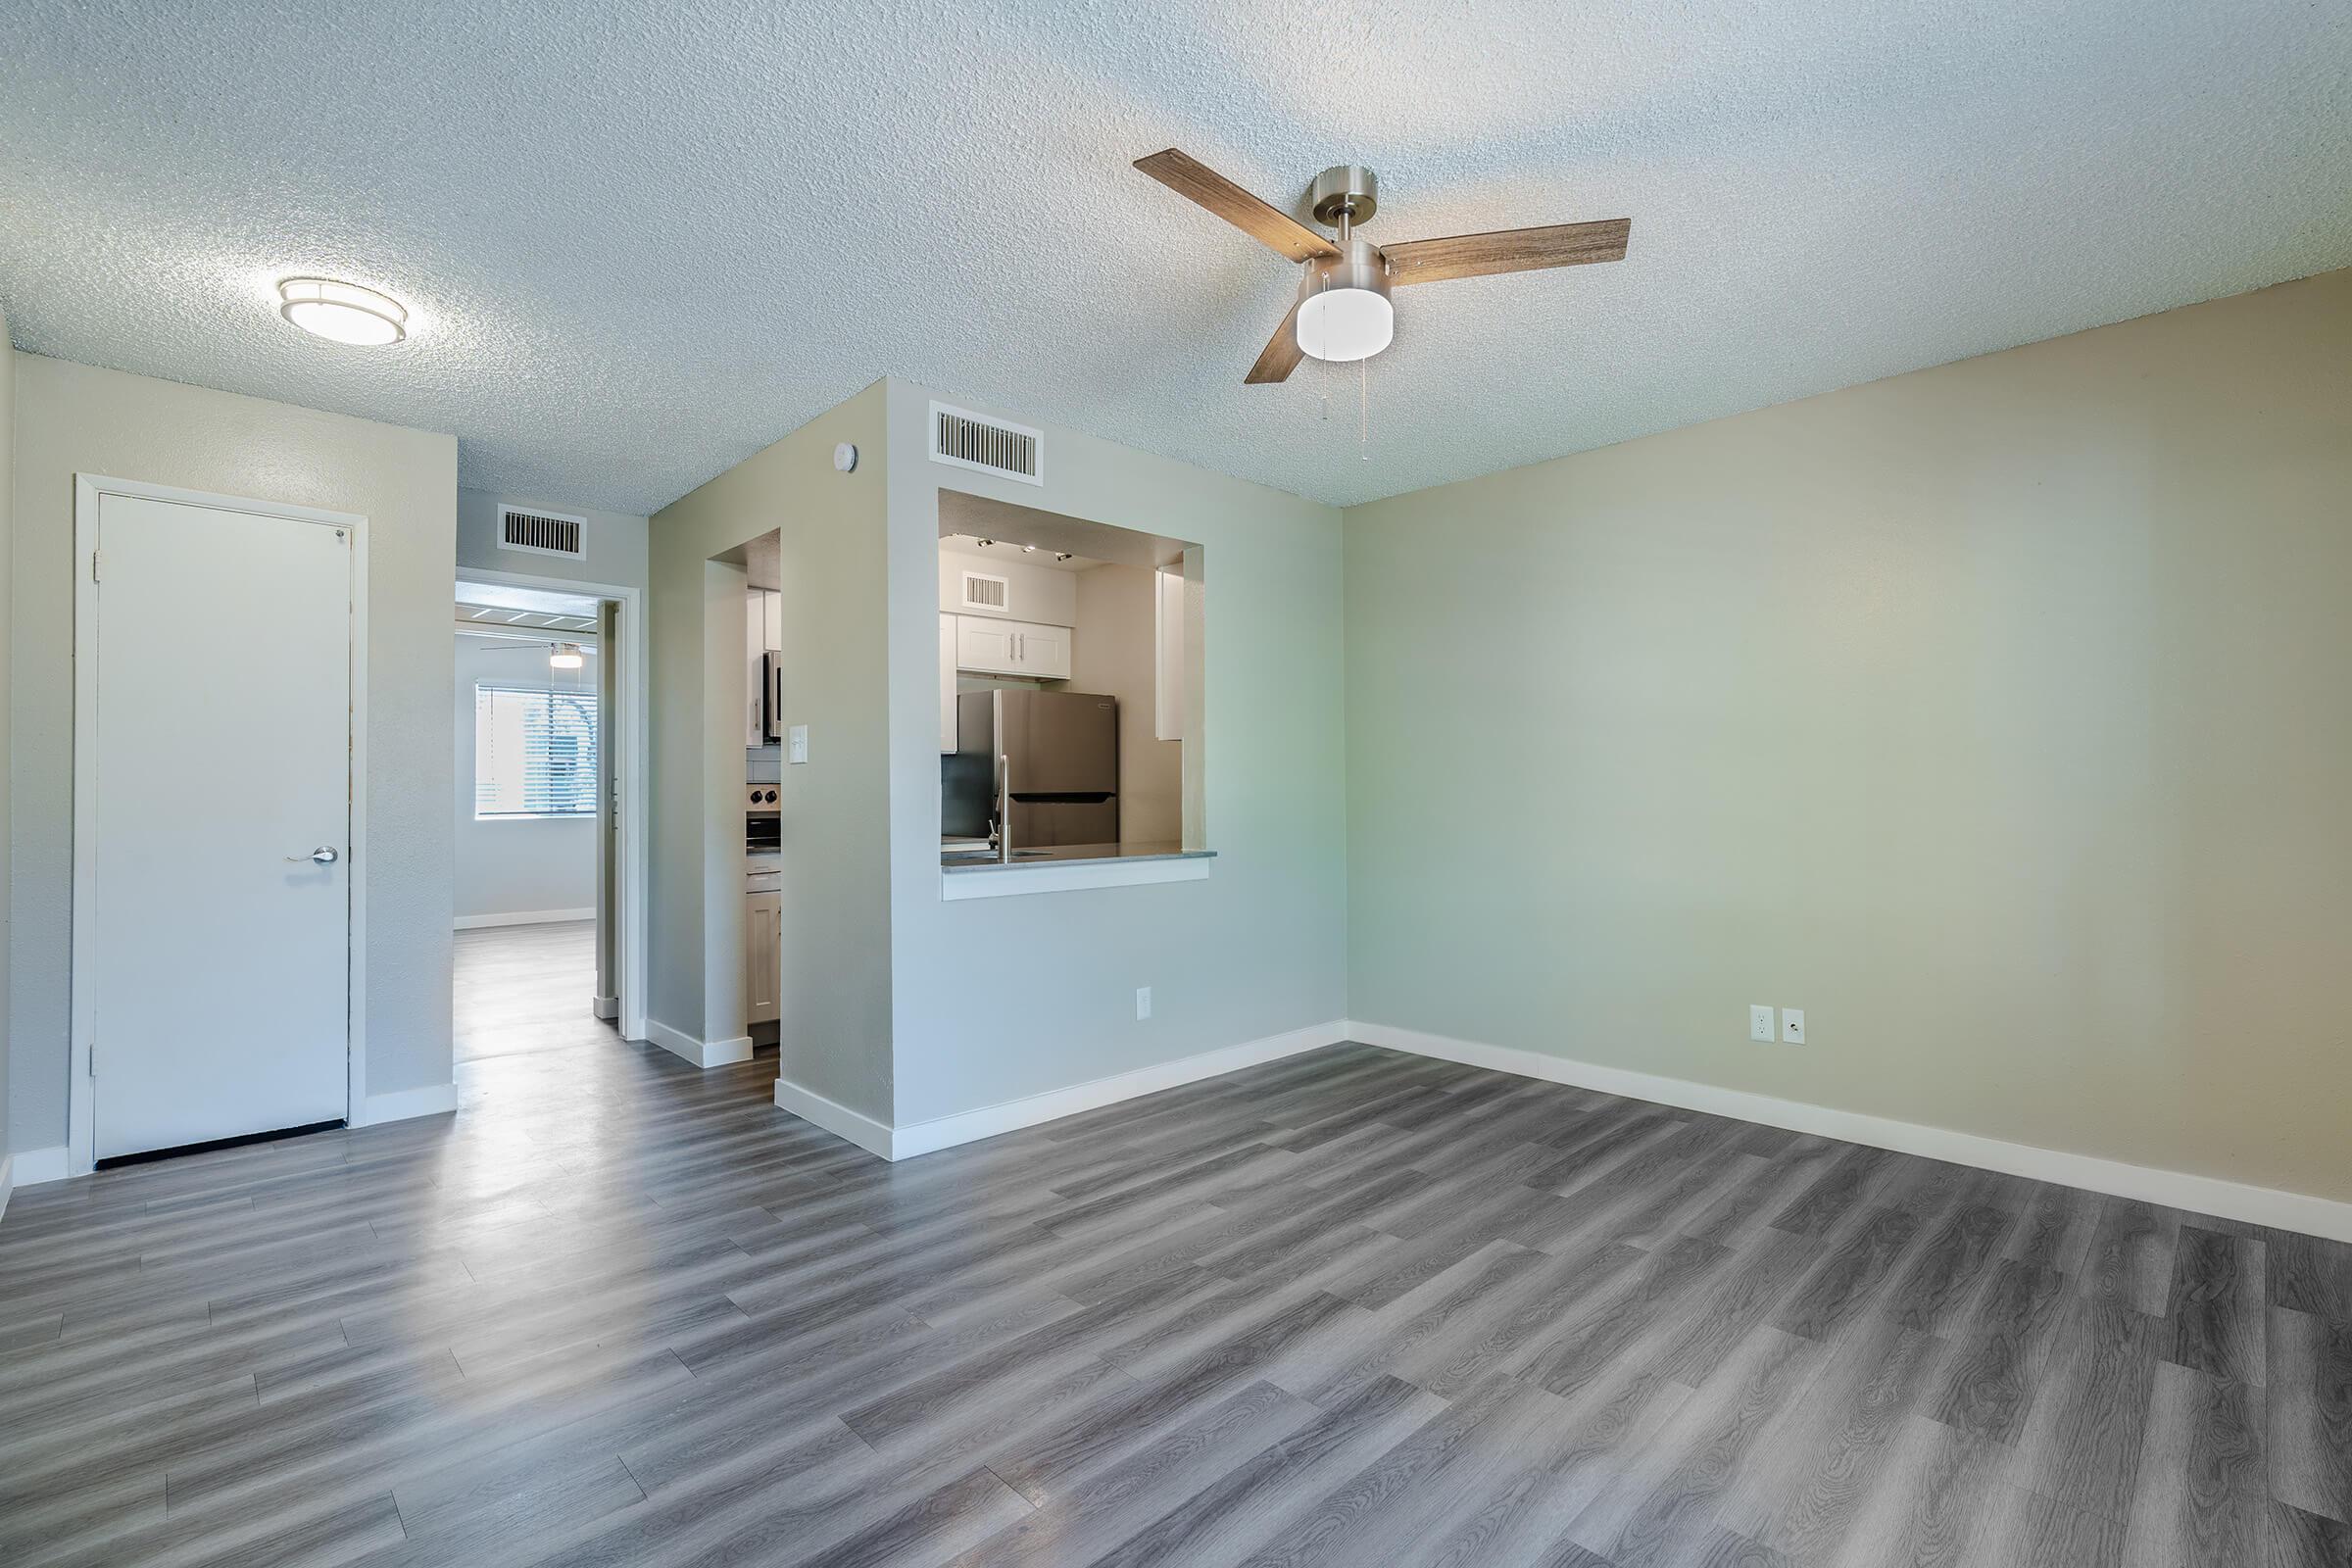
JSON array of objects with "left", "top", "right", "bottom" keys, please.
[
  {"left": 960, "top": 571, "right": 1009, "bottom": 612},
  {"left": 929, "top": 402, "right": 1043, "bottom": 485},
  {"left": 497, "top": 505, "right": 586, "bottom": 559}
]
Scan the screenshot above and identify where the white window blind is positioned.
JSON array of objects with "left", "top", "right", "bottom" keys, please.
[{"left": 474, "top": 684, "right": 599, "bottom": 818}]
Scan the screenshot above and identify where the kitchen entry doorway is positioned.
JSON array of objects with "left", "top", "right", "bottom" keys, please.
[{"left": 70, "top": 478, "right": 364, "bottom": 1167}]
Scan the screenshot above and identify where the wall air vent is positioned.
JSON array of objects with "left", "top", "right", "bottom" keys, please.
[
  {"left": 929, "top": 402, "right": 1044, "bottom": 486},
  {"left": 960, "top": 570, "right": 1009, "bottom": 612},
  {"left": 496, "top": 504, "right": 586, "bottom": 559}
]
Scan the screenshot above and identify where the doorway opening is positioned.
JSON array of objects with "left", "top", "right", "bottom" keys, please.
[{"left": 454, "top": 572, "right": 647, "bottom": 1062}]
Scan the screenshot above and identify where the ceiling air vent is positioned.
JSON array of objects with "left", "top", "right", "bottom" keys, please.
[
  {"left": 496, "top": 504, "right": 586, "bottom": 559},
  {"left": 960, "top": 570, "right": 1009, "bottom": 612},
  {"left": 930, "top": 402, "right": 1043, "bottom": 486}
]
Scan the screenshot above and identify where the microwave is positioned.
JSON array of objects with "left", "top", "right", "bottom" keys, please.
[{"left": 760, "top": 652, "right": 785, "bottom": 745}]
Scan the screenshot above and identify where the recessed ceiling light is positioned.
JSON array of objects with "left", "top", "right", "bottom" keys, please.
[{"left": 277, "top": 277, "right": 408, "bottom": 346}]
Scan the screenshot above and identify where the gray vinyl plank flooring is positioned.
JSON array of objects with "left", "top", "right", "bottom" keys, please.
[{"left": 1, "top": 922, "right": 2349, "bottom": 1565}]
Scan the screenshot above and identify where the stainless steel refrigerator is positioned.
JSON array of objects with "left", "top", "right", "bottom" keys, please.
[{"left": 943, "top": 689, "right": 1119, "bottom": 849}]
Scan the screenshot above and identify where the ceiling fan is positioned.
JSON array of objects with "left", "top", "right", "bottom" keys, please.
[{"left": 1134, "top": 149, "right": 1630, "bottom": 384}]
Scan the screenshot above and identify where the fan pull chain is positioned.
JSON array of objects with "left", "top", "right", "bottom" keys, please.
[{"left": 1360, "top": 354, "right": 1368, "bottom": 459}]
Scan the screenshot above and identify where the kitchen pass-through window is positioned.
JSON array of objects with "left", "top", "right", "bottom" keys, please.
[{"left": 474, "top": 684, "right": 598, "bottom": 818}]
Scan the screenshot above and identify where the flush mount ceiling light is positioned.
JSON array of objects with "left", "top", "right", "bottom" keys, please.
[
  {"left": 1131, "top": 152, "right": 1631, "bottom": 382},
  {"left": 276, "top": 277, "right": 408, "bottom": 346},
  {"left": 548, "top": 642, "right": 585, "bottom": 669}
]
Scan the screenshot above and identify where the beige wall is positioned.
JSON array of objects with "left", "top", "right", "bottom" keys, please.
[
  {"left": 9, "top": 357, "right": 460, "bottom": 1152},
  {"left": 0, "top": 309, "right": 14, "bottom": 1179},
  {"left": 647, "top": 382, "right": 892, "bottom": 1112},
  {"left": 1346, "top": 270, "right": 2352, "bottom": 1204},
  {"left": 1071, "top": 562, "right": 1182, "bottom": 846}
]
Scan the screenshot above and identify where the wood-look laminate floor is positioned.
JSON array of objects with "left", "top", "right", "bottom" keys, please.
[{"left": 3, "top": 940, "right": 2348, "bottom": 1566}]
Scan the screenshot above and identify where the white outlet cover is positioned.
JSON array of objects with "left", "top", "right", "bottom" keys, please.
[
  {"left": 1135, "top": 986, "right": 1152, "bottom": 1021},
  {"left": 1782, "top": 1007, "right": 1806, "bottom": 1044},
  {"left": 787, "top": 724, "right": 808, "bottom": 764},
  {"left": 1749, "top": 1004, "right": 1775, "bottom": 1043}
]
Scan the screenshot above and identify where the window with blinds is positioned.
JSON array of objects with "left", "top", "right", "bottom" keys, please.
[{"left": 474, "top": 684, "right": 599, "bottom": 818}]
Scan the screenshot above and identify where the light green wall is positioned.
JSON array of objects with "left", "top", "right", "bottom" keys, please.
[
  {"left": 9, "top": 354, "right": 459, "bottom": 1151},
  {"left": 881, "top": 380, "right": 1348, "bottom": 1127},
  {"left": 646, "top": 382, "right": 892, "bottom": 1113},
  {"left": 1345, "top": 269, "right": 2352, "bottom": 1204}
]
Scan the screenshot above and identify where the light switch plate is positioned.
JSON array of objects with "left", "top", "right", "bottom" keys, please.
[
  {"left": 1135, "top": 987, "right": 1152, "bottom": 1021},
  {"left": 1749, "top": 1004, "right": 1775, "bottom": 1043},
  {"left": 1782, "top": 1008, "right": 1805, "bottom": 1045},
  {"left": 787, "top": 724, "right": 808, "bottom": 764}
]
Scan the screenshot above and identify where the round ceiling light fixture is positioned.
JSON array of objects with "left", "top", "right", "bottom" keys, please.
[
  {"left": 548, "top": 642, "right": 585, "bottom": 670},
  {"left": 1294, "top": 238, "right": 1393, "bottom": 364},
  {"left": 276, "top": 277, "right": 409, "bottom": 346}
]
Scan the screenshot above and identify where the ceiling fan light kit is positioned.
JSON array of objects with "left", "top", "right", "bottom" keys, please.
[{"left": 1134, "top": 148, "right": 1630, "bottom": 385}]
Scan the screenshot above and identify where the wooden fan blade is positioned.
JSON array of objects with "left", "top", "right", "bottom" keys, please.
[
  {"left": 1381, "top": 218, "right": 1631, "bottom": 285},
  {"left": 1135, "top": 149, "right": 1338, "bottom": 264},
  {"left": 1245, "top": 301, "right": 1305, "bottom": 384}
]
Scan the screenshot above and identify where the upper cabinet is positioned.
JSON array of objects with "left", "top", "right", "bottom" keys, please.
[
  {"left": 1154, "top": 566, "right": 1188, "bottom": 741},
  {"left": 746, "top": 589, "right": 782, "bottom": 747},
  {"left": 953, "top": 614, "right": 1069, "bottom": 680}
]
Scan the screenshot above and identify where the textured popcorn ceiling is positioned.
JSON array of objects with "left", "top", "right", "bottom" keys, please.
[{"left": 3, "top": 2, "right": 2347, "bottom": 514}]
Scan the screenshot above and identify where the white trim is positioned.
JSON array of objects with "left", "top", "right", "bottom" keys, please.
[
  {"left": 592, "top": 995, "right": 620, "bottom": 1021},
  {"left": 355, "top": 1082, "right": 460, "bottom": 1126},
  {"left": 1348, "top": 1020, "right": 2352, "bottom": 1246},
  {"left": 940, "top": 855, "right": 1213, "bottom": 902},
  {"left": 453, "top": 906, "right": 596, "bottom": 930},
  {"left": 771, "top": 1078, "right": 897, "bottom": 1159},
  {"left": 458, "top": 566, "right": 649, "bottom": 1045},
  {"left": 772, "top": 1019, "right": 1348, "bottom": 1161},
  {"left": 0, "top": 1154, "right": 13, "bottom": 1223},
  {"left": 644, "top": 1018, "right": 757, "bottom": 1069},
  {"left": 8, "top": 1146, "right": 71, "bottom": 1190},
  {"left": 71, "top": 475, "right": 370, "bottom": 1179}
]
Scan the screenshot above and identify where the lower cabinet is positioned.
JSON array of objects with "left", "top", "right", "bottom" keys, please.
[{"left": 746, "top": 891, "right": 781, "bottom": 1025}]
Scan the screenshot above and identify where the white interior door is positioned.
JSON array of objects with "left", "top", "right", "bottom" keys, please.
[{"left": 90, "top": 492, "right": 353, "bottom": 1159}]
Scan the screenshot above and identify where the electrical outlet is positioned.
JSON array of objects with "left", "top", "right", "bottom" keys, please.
[
  {"left": 1782, "top": 1008, "right": 1805, "bottom": 1045},
  {"left": 1749, "top": 1004, "right": 1776, "bottom": 1043},
  {"left": 1135, "top": 987, "right": 1152, "bottom": 1021}
]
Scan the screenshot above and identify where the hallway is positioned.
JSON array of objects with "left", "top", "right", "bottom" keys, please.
[{"left": 454, "top": 919, "right": 607, "bottom": 1065}]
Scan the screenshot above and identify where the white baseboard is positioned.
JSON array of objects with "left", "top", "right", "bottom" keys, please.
[
  {"left": 454, "top": 906, "right": 595, "bottom": 931},
  {"left": 0, "top": 1154, "right": 13, "bottom": 1223},
  {"left": 771, "top": 1077, "right": 897, "bottom": 1159},
  {"left": 592, "top": 995, "right": 620, "bottom": 1021},
  {"left": 7, "top": 1145, "right": 72, "bottom": 1190},
  {"left": 355, "top": 1082, "right": 461, "bottom": 1127},
  {"left": 1348, "top": 1020, "right": 2352, "bottom": 1246},
  {"left": 643, "top": 1018, "right": 757, "bottom": 1069},
  {"left": 773, "top": 1019, "right": 1350, "bottom": 1161}
]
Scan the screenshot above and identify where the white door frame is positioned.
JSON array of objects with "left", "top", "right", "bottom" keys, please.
[
  {"left": 70, "top": 474, "right": 370, "bottom": 1177},
  {"left": 456, "top": 565, "right": 651, "bottom": 1047}
]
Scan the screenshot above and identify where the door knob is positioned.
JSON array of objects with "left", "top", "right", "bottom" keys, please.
[{"left": 287, "top": 847, "right": 340, "bottom": 864}]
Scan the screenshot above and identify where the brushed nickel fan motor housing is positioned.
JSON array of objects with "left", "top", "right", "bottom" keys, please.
[
  {"left": 1297, "top": 237, "right": 1391, "bottom": 303},
  {"left": 1310, "top": 165, "right": 1378, "bottom": 228}
]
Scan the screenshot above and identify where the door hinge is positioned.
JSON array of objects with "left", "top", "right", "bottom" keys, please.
[
  {"left": 90, "top": 550, "right": 101, "bottom": 582},
  {"left": 88, "top": 1043, "right": 97, "bottom": 1077}
]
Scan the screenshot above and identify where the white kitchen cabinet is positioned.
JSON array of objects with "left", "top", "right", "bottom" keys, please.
[
  {"left": 1154, "top": 566, "right": 1187, "bottom": 741},
  {"left": 954, "top": 614, "right": 1071, "bottom": 680},
  {"left": 939, "top": 613, "right": 957, "bottom": 753},
  {"left": 955, "top": 615, "right": 1020, "bottom": 675},
  {"left": 746, "top": 890, "right": 781, "bottom": 1024},
  {"left": 1013, "top": 620, "right": 1071, "bottom": 679},
  {"left": 745, "top": 590, "right": 766, "bottom": 747}
]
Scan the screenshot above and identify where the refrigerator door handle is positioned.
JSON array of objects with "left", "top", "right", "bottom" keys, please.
[{"left": 996, "top": 752, "right": 1011, "bottom": 863}]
